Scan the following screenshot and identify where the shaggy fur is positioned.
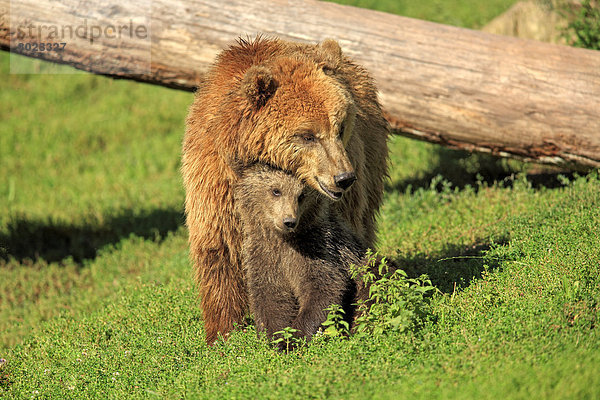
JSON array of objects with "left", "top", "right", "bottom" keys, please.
[
  {"left": 234, "top": 164, "right": 366, "bottom": 344},
  {"left": 182, "top": 37, "right": 389, "bottom": 344}
]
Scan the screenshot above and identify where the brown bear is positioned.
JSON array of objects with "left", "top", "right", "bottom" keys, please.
[
  {"left": 233, "top": 163, "right": 364, "bottom": 345},
  {"left": 182, "top": 37, "right": 389, "bottom": 344}
]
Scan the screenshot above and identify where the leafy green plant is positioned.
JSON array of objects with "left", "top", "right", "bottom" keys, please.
[
  {"left": 561, "top": 0, "right": 600, "bottom": 50},
  {"left": 351, "top": 252, "right": 435, "bottom": 336},
  {"left": 321, "top": 304, "right": 350, "bottom": 338},
  {"left": 271, "top": 326, "right": 303, "bottom": 352}
]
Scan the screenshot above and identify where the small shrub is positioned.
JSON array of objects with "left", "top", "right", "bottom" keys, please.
[
  {"left": 351, "top": 252, "right": 435, "bottom": 336},
  {"left": 321, "top": 304, "right": 350, "bottom": 338},
  {"left": 272, "top": 326, "right": 303, "bottom": 352}
]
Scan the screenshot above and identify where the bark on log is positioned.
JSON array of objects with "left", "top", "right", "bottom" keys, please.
[{"left": 1, "top": 0, "right": 599, "bottom": 169}]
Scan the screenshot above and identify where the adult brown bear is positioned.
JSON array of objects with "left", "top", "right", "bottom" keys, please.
[{"left": 182, "top": 37, "right": 389, "bottom": 344}]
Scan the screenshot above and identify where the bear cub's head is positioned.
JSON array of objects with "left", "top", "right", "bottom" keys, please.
[{"left": 234, "top": 164, "right": 318, "bottom": 235}]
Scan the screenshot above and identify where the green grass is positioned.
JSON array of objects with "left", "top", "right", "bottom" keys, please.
[
  {"left": 2, "top": 1, "right": 599, "bottom": 398},
  {"left": 326, "top": 0, "right": 517, "bottom": 28}
]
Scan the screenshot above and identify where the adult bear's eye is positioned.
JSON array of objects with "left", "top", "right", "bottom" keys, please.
[
  {"left": 301, "top": 132, "right": 316, "bottom": 142},
  {"left": 272, "top": 188, "right": 282, "bottom": 197}
]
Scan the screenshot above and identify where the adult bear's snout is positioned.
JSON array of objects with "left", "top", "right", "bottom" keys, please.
[{"left": 334, "top": 171, "right": 356, "bottom": 191}]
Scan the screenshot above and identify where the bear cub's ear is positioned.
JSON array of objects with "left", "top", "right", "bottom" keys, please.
[
  {"left": 317, "top": 39, "right": 343, "bottom": 73},
  {"left": 224, "top": 152, "right": 253, "bottom": 179},
  {"left": 241, "top": 65, "right": 277, "bottom": 109}
]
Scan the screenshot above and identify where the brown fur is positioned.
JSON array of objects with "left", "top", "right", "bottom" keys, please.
[
  {"left": 182, "top": 37, "right": 389, "bottom": 344},
  {"left": 234, "top": 164, "right": 365, "bottom": 345}
]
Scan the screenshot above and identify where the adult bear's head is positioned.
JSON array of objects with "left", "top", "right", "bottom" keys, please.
[{"left": 234, "top": 38, "right": 358, "bottom": 201}]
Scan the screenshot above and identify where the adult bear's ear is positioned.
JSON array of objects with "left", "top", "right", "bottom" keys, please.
[
  {"left": 317, "top": 39, "right": 342, "bottom": 73},
  {"left": 240, "top": 65, "right": 277, "bottom": 109}
]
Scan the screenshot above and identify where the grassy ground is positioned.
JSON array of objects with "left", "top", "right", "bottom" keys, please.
[
  {"left": 2, "top": 1, "right": 599, "bottom": 398},
  {"left": 327, "top": 0, "right": 517, "bottom": 28}
]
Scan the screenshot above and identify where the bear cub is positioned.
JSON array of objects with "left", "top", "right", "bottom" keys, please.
[{"left": 234, "top": 164, "right": 369, "bottom": 346}]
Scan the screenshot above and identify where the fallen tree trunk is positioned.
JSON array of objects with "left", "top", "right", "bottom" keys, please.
[{"left": 1, "top": 0, "right": 599, "bottom": 169}]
